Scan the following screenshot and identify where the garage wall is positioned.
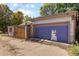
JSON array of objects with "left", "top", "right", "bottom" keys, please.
[
  {"left": 32, "top": 16, "right": 72, "bottom": 24},
  {"left": 69, "top": 18, "right": 76, "bottom": 43}
]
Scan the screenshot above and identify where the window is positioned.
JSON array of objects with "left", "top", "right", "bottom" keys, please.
[{"left": 9, "top": 27, "right": 12, "bottom": 32}]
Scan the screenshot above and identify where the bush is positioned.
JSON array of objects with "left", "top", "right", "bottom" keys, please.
[{"left": 72, "top": 45, "right": 79, "bottom": 55}]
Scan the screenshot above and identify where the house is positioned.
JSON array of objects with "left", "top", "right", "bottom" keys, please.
[{"left": 8, "top": 11, "right": 78, "bottom": 43}]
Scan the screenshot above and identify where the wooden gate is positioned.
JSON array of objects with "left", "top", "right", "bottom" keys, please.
[{"left": 15, "top": 26, "right": 25, "bottom": 39}]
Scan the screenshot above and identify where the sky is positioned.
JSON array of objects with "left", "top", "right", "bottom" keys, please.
[{"left": 6, "top": 3, "right": 43, "bottom": 18}]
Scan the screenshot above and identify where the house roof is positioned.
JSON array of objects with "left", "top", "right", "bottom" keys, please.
[{"left": 32, "top": 11, "right": 78, "bottom": 21}]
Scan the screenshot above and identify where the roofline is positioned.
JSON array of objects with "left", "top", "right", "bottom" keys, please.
[{"left": 32, "top": 11, "right": 78, "bottom": 21}]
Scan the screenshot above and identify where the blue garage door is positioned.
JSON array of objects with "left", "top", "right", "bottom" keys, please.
[{"left": 33, "top": 25, "right": 68, "bottom": 43}]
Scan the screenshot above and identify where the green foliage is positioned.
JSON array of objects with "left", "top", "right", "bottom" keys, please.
[
  {"left": 73, "top": 46, "right": 79, "bottom": 55},
  {"left": 40, "top": 3, "right": 56, "bottom": 16},
  {"left": 71, "top": 45, "right": 79, "bottom": 55},
  {"left": 0, "top": 4, "right": 24, "bottom": 33},
  {"left": 0, "top": 4, "right": 12, "bottom": 32},
  {"left": 40, "top": 3, "right": 79, "bottom": 16},
  {"left": 24, "top": 15, "right": 31, "bottom": 24},
  {"left": 11, "top": 11, "right": 24, "bottom": 25},
  {"left": 10, "top": 15, "right": 21, "bottom": 25}
]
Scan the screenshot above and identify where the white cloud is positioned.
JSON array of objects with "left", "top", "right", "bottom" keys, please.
[
  {"left": 25, "top": 10, "right": 34, "bottom": 17},
  {"left": 13, "top": 3, "right": 18, "bottom": 7},
  {"left": 25, "top": 4, "right": 29, "bottom": 7},
  {"left": 25, "top": 4, "right": 35, "bottom": 8},
  {"left": 30, "top": 4, "right": 35, "bottom": 8}
]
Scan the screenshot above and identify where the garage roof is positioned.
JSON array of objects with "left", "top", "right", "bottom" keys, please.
[{"left": 32, "top": 11, "right": 78, "bottom": 21}]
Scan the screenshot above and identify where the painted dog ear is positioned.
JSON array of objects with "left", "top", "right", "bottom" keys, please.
[{"left": 54, "top": 30, "right": 56, "bottom": 32}]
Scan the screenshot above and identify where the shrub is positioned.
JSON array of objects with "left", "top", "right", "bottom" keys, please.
[{"left": 72, "top": 45, "right": 79, "bottom": 55}]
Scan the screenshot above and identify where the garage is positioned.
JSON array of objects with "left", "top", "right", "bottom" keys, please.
[{"left": 32, "top": 11, "right": 77, "bottom": 43}]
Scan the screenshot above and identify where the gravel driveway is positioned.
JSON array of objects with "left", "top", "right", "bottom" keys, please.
[{"left": 0, "top": 34, "right": 69, "bottom": 56}]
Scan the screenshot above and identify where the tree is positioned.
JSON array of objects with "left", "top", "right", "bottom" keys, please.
[
  {"left": 40, "top": 3, "right": 79, "bottom": 16},
  {"left": 40, "top": 4, "right": 56, "bottom": 16},
  {"left": 23, "top": 15, "right": 31, "bottom": 24},
  {"left": 0, "top": 4, "right": 24, "bottom": 33},
  {"left": 0, "top": 4, "right": 13, "bottom": 32},
  {"left": 11, "top": 11, "right": 24, "bottom": 25}
]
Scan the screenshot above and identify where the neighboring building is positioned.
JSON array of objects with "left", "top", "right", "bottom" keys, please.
[
  {"left": 8, "top": 23, "right": 31, "bottom": 39},
  {"left": 8, "top": 11, "right": 78, "bottom": 43}
]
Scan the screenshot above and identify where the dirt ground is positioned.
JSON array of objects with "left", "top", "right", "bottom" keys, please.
[{"left": 0, "top": 34, "right": 69, "bottom": 56}]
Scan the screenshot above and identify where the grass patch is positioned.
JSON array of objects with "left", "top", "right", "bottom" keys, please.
[
  {"left": 68, "top": 44, "right": 79, "bottom": 56},
  {"left": 72, "top": 45, "right": 79, "bottom": 56}
]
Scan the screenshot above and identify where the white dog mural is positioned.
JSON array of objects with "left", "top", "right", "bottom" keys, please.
[{"left": 51, "top": 30, "right": 57, "bottom": 41}]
